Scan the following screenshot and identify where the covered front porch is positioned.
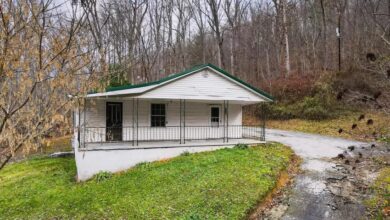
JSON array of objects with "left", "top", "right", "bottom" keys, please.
[{"left": 76, "top": 98, "right": 265, "bottom": 150}]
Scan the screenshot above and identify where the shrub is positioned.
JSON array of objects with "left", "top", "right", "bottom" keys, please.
[
  {"left": 260, "top": 103, "right": 295, "bottom": 120},
  {"left": 301, "top": 105, "right": 330, "bottom": 120},
  {"left": 297, "top": 96, "right": 333, "bottom": 120},
  {"left": 258, "top": 87, "right": 340, "bottom": 120},
  {"left": 94, "top": 171, "right": 112, "bottom": 182},
  {"left": 234, "top": 143, "right": 249, "bottom": 149},
  {"left": 262, "top": 72, "right": 318, "bottom": 102}
]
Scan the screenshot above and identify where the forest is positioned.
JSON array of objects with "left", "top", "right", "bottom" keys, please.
[{"left": 1, "top": 0, "right": 389, "bottom": 168}]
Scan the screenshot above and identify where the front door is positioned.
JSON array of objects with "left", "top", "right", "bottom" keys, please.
[
  {"left": 106, "top": 102, "right": 123, "bottom": 141},
  {"left": 210, "top": 106, "right": 220, "bottom": 127}
]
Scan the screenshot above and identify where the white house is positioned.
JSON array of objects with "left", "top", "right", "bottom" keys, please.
[{"left": 73, "top": 63, "right": 273, "bottom": 180}]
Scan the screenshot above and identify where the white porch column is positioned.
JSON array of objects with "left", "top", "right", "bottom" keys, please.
[
  {"left": 261, "top": 103, "right": 266, "bottom": 141},
  {"left": 83, "top": 98, "right": 86, "bottom": 148},
  {"left": 132, "top": 98, "right": 135, "bottom": 146},
  {"left": 132, "top": 98, "right": 139, "bottom": 146},
  {"left": 179, "top": 99, "right": 186, "bottom": 144},
  {"left": 223, "top": 100, "right": 229, "bottom": 143},
  {"left": 136, "top": 98, "right": 139, "bottom": 146},
  {"left": 226, "top": 100, "right": 229, "bottom": 142},
  {"left": 77, "top": 99, "right": 81, "bottom": 149}
]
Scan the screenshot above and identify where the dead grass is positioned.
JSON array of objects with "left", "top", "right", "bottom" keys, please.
[
  {"left": 42, "top": 135, "right": 72, "bottom": 153},
  {"left": 11, "top": 135, "right": 72, "bottom": 162},
  {"left": 260, "top": 111, "right": 390, "bottom": 141}
]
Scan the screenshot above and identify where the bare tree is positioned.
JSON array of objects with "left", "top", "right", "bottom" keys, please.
[
  {"left": 80, "top": 0, "right": 110, "bottom": 59},
  {"left": 0, "top": 0, "right": 105, "bottom": 169},
  {"left": 204, "top": 0, "right": 225, "bottom": 68},
  {"left": 272, "top": 0, "right": 291, "bottom": 76},
  {"left": 223, "top": 0, "right": 248, "bottom": 74},
  {"left": 189, "top": 0, "right": 207, "bottom": 63}
]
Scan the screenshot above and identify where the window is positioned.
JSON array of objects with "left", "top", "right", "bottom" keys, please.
[
  {"left": 151, "top": 104, "right": 166, "bottom": 127},
  {"left": 210, "top": 107, "right": 220, "bottom": 126}
]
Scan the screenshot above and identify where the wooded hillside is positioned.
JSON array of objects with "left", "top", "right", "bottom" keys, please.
[{"left": 79, "top": 0, "right": 389, "bottom": 90}]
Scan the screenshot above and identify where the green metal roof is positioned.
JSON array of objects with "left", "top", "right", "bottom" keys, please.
[{"left": 104, "top": 63, "right": 274, "bottom": 101}]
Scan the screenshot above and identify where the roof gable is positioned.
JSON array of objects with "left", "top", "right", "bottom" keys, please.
[
  {"left": 138, "top": 68, "right": 266, "bottom": 102},
  {"left": 87, "top": 63, "right": 273, "bottom": 101}
]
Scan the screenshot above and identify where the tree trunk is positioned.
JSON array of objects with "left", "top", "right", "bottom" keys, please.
[
  {"left": 320, "top": 0, "right": 327, "bottom": 70},
  {"left": 282, "top": 0, "right": 291, "bottom": 76}
]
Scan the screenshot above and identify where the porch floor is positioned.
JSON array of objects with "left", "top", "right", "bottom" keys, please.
[{"left": 81, "top": 138, "right": 264, "bottom": 151}]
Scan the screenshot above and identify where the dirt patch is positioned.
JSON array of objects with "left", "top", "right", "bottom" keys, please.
[
  {"left": 249, "top": 154, "right": 302, "bottom": 219},
  {"left": 328, "top": 142, "right": 390, "bottom": 218}
]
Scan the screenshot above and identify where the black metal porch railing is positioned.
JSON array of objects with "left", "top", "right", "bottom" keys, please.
[{"left": 80, "top": 125, "right": 265, "bottom": 147}]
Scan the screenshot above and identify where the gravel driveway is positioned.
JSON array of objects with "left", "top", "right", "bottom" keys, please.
[{"left": 265, "top": 129, "right": 367, "bottom": 220}]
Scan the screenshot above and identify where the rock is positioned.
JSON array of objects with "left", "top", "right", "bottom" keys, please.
[
  {"left": 327, "top": 175, "right": 347, "bottom": 181},
  {"left": 337, "top": 154, "right": 345, "bottom": 159}
]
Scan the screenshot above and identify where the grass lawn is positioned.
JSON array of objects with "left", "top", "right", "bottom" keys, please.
[
  {"left": 0, "top": 143, "right": 293, "bottom": 219},
  {"left": 266, "top": 111, "right": 390, "bottom": 142}
]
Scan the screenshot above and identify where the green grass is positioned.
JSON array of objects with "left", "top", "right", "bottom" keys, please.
[
  {"left": 0, "top": 143, "right": 293, "bottom": 219},
  {"left": 366, "top": 167, "right": 390, "bottom": 219}
]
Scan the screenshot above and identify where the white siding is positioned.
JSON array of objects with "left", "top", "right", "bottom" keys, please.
[
  {"left": 81, "top": 99, "right": 242, "bottom": 142},
  {"left": 138, "top": 69, "right": 265, "bottom": 102}
]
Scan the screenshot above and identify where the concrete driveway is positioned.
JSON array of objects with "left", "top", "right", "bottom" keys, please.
[{"left": 265, "top": 129, "right": 367, "bottom": 220}]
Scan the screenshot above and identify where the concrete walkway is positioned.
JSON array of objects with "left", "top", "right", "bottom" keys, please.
[{"left": 266, "top": 129, "right": 367, "bottom": 220}]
